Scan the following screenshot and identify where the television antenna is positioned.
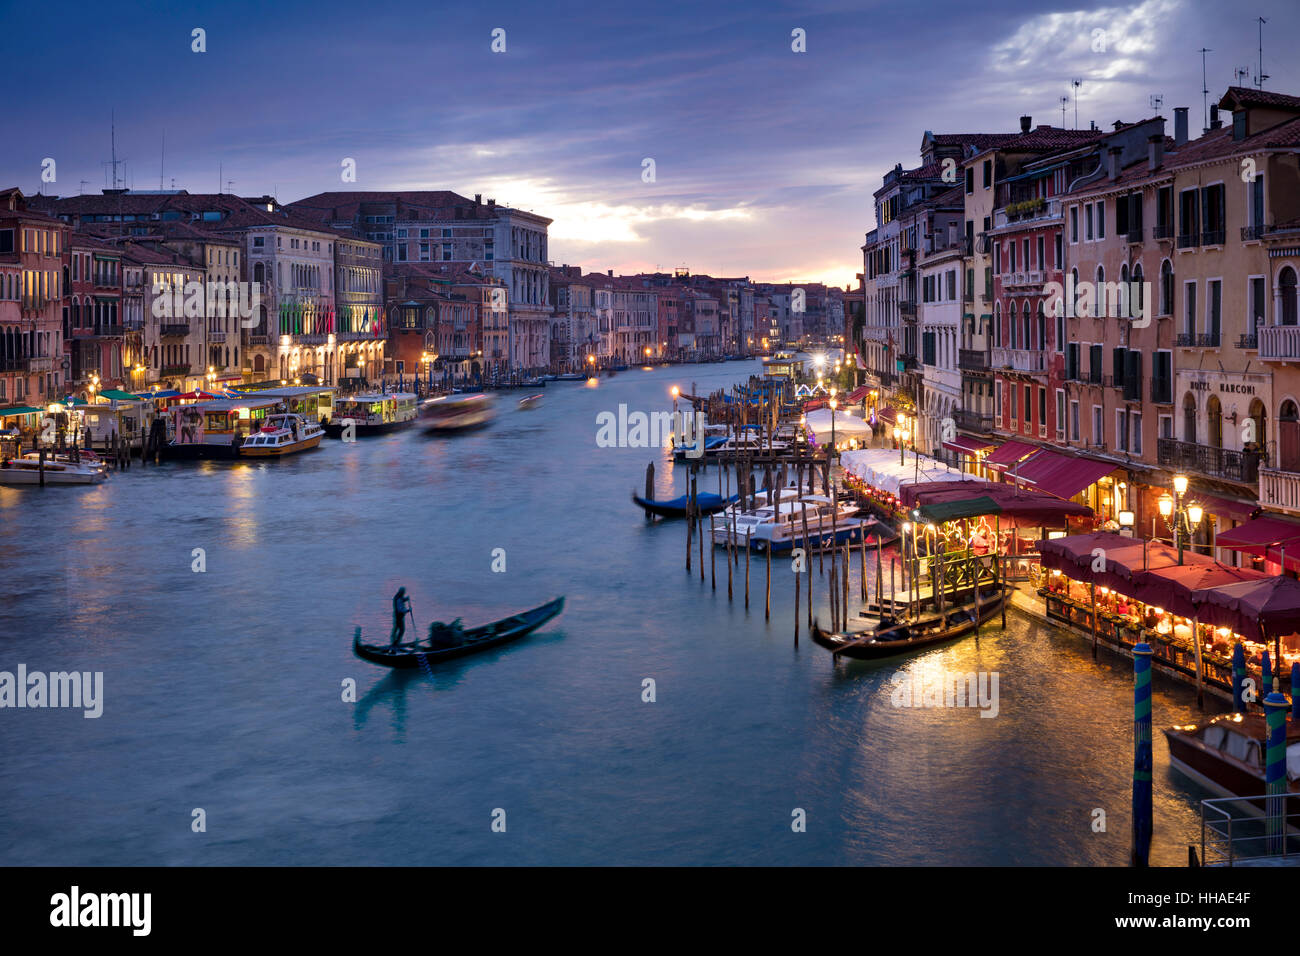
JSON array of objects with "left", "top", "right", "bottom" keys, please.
[
  {"left": 1256, "top": 18, "right": 1269, "bottom": 89},
  {"left": 1199, "top": 48, "right": 1212, "bottom": 132},
  {"left": 1149, "top": 94, "right": 1163, "bottom": 113},
  {"left": 1060, "top": 96, "right": 1069, "bottom": 127},
  {"left": 1071, "top": 79, "right": 1083, "bottom": 129}
]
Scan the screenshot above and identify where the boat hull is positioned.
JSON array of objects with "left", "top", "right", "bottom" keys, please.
[
  {"left": 322, "top": 418, "right": 416, "bottom": 438},
  {"left": 812, "top": 587, "right": 1008, "bottom": 660},
  {"left": 632, "top": 491, "right": 734, "bottom": 519},
  {"left": 239, "top": 433, "right": 324, "bottom": 457},
  {"left": 353, "top": 597, "right": 565, "bottom": 668},
  {"left": 0, "top": 465, "right": 107, "bottom": 485}
]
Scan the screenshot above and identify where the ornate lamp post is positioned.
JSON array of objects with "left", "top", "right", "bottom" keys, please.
[
  {"left": 1157, "top": 474, "right": 1203, "bottom": 565},
  {"left": 894, "top": 412, "right": 911, "bottom": 466}
]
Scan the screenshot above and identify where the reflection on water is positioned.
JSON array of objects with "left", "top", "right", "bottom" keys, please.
[{"left": 0, "top": 361, "right": 1218, "bottom": 865}]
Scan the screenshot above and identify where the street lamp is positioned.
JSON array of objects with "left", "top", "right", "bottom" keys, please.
[
  {"left": 828, "top": 396, "right": 838, "bottom": 455},
  {"left": 1158, "top": 475, "right": 1202, "bottom": 565},
  {"left": 894, "top": 413, "right": 910, "bottom": 465}
]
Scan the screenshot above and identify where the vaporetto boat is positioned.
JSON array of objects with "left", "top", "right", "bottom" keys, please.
[
  {"left": 238, "top": 413, "right": 325, "bottom": 457},
  {"left": 710, "top": 493, "right": 872, "bottom": 552},
  {"left": 323, "top": 392, "right": 418, "bottom": 437}
]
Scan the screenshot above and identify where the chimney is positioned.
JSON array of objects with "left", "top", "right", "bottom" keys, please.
[
  {"left": 1108, "top": 147, "right": 1120, "bottom": 180},
  {"left": 1113, "top": 120, "right": 1124, "bottom": 131},
  {"left": 487, "top": 198, "right": 495, "bottom": 208},
  {"left": 1020, "top": 115, "right": 1032, "bottom": 133},
  {"left": 607, "top": 269, "right": 613, "bottom": 277},
  {"left": 1174, "top": 107, "right": 1189, "bottom": 146},
  {"left": 1209, "top": 104, "right": 1222, "bottom": 130},
  {"left": 474, "top": 194, "right": 481, "bottom": 204},
  {"left": 1148, "top": 134, "right": 1164, "bottom": 171}
]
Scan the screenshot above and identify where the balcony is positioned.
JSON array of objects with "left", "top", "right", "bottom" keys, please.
[
  {"left": 1125, "top": 228, "right": 1143, "bottom": 243},
  {"left": 0, "top": 356, "right": 53, "bottom": 372},
  {"left": 1260, "top": 468, "right": 1300, "bottom": 515},
  {"left": 992, "top": 198, "right": 1061, "bottom": 229},
  {"left": 1237, "top": 333, "right": 1258, "bottom": 350},
  {"left": 160, "top": 323, "right": 190, "bottom": 337},
  {"left": 991, "top": 347, "right": 1045, "bottom": 373},
  {"left": 899, "top": 301, "right": 917, "bottom": 319},
  {"left": 953, "top": 409, "right": 994, "bottom": 433},
  {"left": 1242, "top": 224, "right": 1268, "bottom": 241},
  {"left": 1201, "top": 229, "right": 1226, "bottom": 246},
  {"left": 1153, "top": 223, "right": 1174, "bottom": 240},
  {"left": 1150, "top": 378, "right": 1173, "bottom": 404},
  {"left": 247, "top": 335, "right": 271, "bottom": 345},
  {"left": 160, "top": 364, "right": 191, "bottom": 377},
  {"left": 1176, "top": 332, "right": 1221, "bottom": 348},
  {"left": 1176, "top": 233, "right": 1200, "bottom": 249},
  {"left": 899, "top": 353, "right": 920, "bottom": 371},
  {"left": 1258, "top": 326, "right": 1300, "bottom": 362},
  {"left": 957, "top": 348, "right": 988, "bottom": 371},
  {"left": 1157, "top": 438, "right": 1262, "bottom": 484}
]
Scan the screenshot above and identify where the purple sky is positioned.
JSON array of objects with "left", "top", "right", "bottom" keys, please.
[{"left": 5, "top": 0, "right": 1298, "bottom": 286}]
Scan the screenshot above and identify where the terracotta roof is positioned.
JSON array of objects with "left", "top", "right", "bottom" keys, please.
[{"left": 1219, "top": 86, "right": 1300, "bottom": 112}]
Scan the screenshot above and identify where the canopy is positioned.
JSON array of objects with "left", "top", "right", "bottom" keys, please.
[
  {"left": 845, "top": 385, "right": 872, "bottom": 403},
  {"left": 902, "top": 479, "right": 1094, "bottom": 528},
  {"left": 804, "top": 409, "right": 874, "bottom": 444},
  {"left": 1010, "top": 449, "right": 1118, "bottom": 501},
  {"left": 1125, "top": 562, "right": 1266, "bottom": 619},
  {"left": 99, "top": 389, "right": 143, "bottom": 402},
  {"left": 1194, "top": 577, "right": 1300, "bottom": 644},
  {"left": 876, "top": 406, "right": 897, "bottom": 425},
  {"left": 941, "top": 435, "right": 997, "bottom": 455},
  {"left": 1213, "top": 514, "right": 1300, "bottom": 557},
  {"left": 985, "top": 439, "right": 1038, "bottom": 472},
  {"left": 840, "top": 448, "right": 981, "bottom": 498},
  {"left": 0, "top": 406, "right": 41, "bottom": 417}
]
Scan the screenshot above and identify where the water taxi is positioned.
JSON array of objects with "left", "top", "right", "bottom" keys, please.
[
  {"left": 324, "top": 392, "right": 418, "bottom": 437},
  {"left": 1164, "top": 713, "right": 1300, "bottom": 802},
  {"left": 0, "top": 452, "right": 108, "bottom": 485},
  {"left": 239, "top": 413, "right": 325, "bottom": 457},
  {"left": 710, "top": 493, "right": 872, "bottom": 552},
  {"left": 420, "top": 393, "right": 495, "bottom": 433}
]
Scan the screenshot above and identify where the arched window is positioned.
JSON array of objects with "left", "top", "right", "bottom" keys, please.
[
  {"left": 1071, "top": 268, "right": 1081, "bottom": 316},
  {"left": 1207, "top": 395, "right": 1222, "bottom": 449},
  {"left": 1280, "top": 400, "right": 1300, "bottom": 471},
  {"left": 1182, "top": 393, "right": 1196, "bottom": 444},
  {"left": 1160, "top": 260, "right": 1174, "bottom": 316},
  {"left": 1247, "top": 397, "right": 1266, "bottom": 450},
  {"left": 1132, "top": 263, "right": 1145, "bottom": 317},
  {"left": 994, "top": 302, "right": 1002, "bottom": 347},
  {"left": 1037, "top": 303, "right": 1046, "bottom": 350},
  {"left": 1009, "top": 301, "right": 1018, "bottom": 349},
  {"left": 1281, "top": 266, "right": 1298, "bottom": 326}
]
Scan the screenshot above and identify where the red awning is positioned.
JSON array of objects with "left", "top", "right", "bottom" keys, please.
[
  {"left": 985, "top": 439, "right": 1038, "bottom": 471},
  {"left": 1007, "top": 449, "right": 1063, "bottom": 484},
  {"left": 1194, "top": 576, "right": 1300, "bottom": 643},
  {"left": 845, "top": 385, "right": 872, "bottom": 403},
  {"left": 876, "top": 406, "right": 897, "bottom": 425},
  {"left": 1197, "top": 494, "right": 1259, "bottom": 523},
  {"left": 941, "top": 435, "right": 997, "bottom": 455},
  {"left": 1029, "top": 454, "right": 1119, "bottom": 501},
  {"left": 1214, "top": 514, "right": 1300, "bottom": 556}
]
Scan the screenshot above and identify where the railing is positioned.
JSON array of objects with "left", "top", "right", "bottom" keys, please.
[
  {"left": 953, "top": 409, "right": 993, "bottom": 433},
  {"left": 1259, "top": 326, "right": 1300, "bottom": 361},
  {"left": 992, "top": 198, "right": 1061, "bottom": 229},
  {"left": 958, "top": 348, "right": 987, "bottom": 371},
  {"left": 160, "top": 323, "right": 189, "bottom": 337},
  {"left": 1158, "top": 437, "right": 1263, "bottom": 483},
  {"left": 1202, "top": 229, "right": 1226, "bottom": 246},
  {"left": 1176, "top": 332, "right": 1221, "bottom": 348},
  {"left": 247, "top": 335, "right": 270, "bottom": 345},
  {"left": 1177, "top": 232, "right": 1200, "bottom": 249},
  {"left": 1201, "top": 794, "right": 1300, "bottom": 867},
  {"left": 92, "top": 325, "right": 124, "bottom": 337},
  {"left": 1150, "top": 378, "right": 1173, "bottom": 404},
  {"left": 1260, "top": 468, "right": 1300, "bottom": 514},
  {"left": 1242, "top": 224, "right": 1268, "bottom": 241},
  {"left": 1153, "top": 223, "right": 1174, "bottom": 240},
  {"left": 160, "top": 364, "right": 191, "bottom": 377},
  {"left": 899, "top": 301, "right": 916, "bottom": 318},
  {"left": 991, "top": 347, "right": 1045, "bottom": 372},
  {"left": 1237, "top": 333, "right": 1258, "bottom": 350},
  {"left": 1125, "top": 228, "right": 1143, "bottom": 243}
]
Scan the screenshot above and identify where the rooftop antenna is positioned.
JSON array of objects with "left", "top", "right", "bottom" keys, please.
[
  {"left": 101, "top": 110, "right": 125, "bottom": 191},
  {"left": 159, "top": 130, "right": 165, "bottom": 191},
  {"left": 218, "top": 163, "right": 222, "bottom": 195},
  {"left": 1256, "top": 18, "right": 1269, "bottom": 89},
  {"left": 1060, "top": 96, "right": 1069, "bottom": 127},
  {"left": 78, "top": 179, "right": 90, "bottom": 196},
  {"left": 1199, "top": 48, "right": 1212, "bottom": 132},
  {"left": 1071, "top": 79, "right": 1082, "bottom": 129},
  {"left": 1234, "top": 67, "right": 1251, "bottom": 86}
]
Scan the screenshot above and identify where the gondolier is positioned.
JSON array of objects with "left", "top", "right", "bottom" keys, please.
[{"left": 391, "top": 587, "right": 412, "bottom": 644}]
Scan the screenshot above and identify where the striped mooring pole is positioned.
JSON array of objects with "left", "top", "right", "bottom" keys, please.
[
  {"left": 1293, "top": 663, "right": 1300, "bottom": 721},
  {"left": 1265, "top": 690, "right": 1289, "bottom": 855},
  {"left": 1131, "top": 642, "right": 1153, "bottom": 867},
  {"left": 1232, "top": 642, "right": 1247, "bottom": 713}
]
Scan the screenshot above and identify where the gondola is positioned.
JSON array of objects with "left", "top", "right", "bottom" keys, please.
[
  {"left": 812, "top": 585, "right": 1008, "bottom": 660},
  {"left": 631, "top": 490, "right": 735, "bottom": 519},
  {"left": 353, "top": 596, "right": 565, "bottom": 668}
]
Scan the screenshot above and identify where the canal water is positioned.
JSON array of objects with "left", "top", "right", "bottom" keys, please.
[{"left": 0, "top": 360, "right": 1218, "bottom": 866}]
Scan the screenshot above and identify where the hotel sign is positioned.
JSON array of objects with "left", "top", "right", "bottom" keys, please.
[{"left": 1189, "top": 380, "right": 1256, "bottom": 395}]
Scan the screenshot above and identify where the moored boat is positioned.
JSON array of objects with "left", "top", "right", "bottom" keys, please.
[
  {"left": 420, "top": 393, "right": 496, "bottom": 433},
  {"left": 631, "top": 490, "right": 735, "bottom": 519},
  {"left": 1164, "top": 713, "right": 1300, "bottom": 802},
  {"left": 0, "top": 453, "right": 108, "bottom": 485},
  {"left": 812, "top": 584, "right": 1009, "bottom": 660},
  {"left": 711, "top": 493, "right": 870, "bottom": 552},
  {"left": 353, "top": 596, "right": 565, "bottom": 668},
  {"left": 323, "top": 392, "right": 418, "bottom": 437},
  {"left": 238, "top": 413, "right": 325, "bottom": 457}
]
